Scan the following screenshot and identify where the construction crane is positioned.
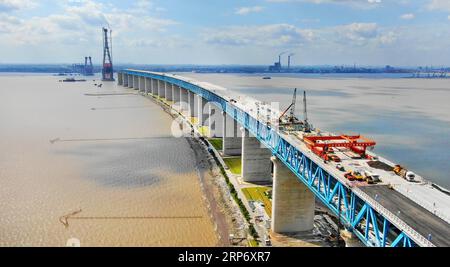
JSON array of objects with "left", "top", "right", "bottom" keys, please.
[
  {"left": 303, "top": 90, "right": 311, "bottom": 132},
  {"left": 278, "top": 89, "right": 313, "bottom": 132},
  {"left": 279, "top": 88, "right": 297, "bottom": 125}
]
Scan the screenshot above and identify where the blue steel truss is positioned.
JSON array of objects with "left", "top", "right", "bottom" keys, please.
[{"left": 121, "top": 70, "right": 418, "bottom": 247}]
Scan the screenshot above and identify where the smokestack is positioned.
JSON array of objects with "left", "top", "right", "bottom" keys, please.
[
  {"left": 288, "top": 53, "right": 295, "bottom": 70},
  {"left": 278, "top": 52, "right": 287, "bottom": 66}
]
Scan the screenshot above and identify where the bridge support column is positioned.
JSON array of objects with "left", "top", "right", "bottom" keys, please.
[
  {"left": 158, "top": 80, "right": 165, "bottom": 98},
  {"left": 241, "top": 128, "right": 272, "bottom": 182},
  {"left": 145, "top": 78, "right": 150, "bottom": 94},
  {"left": 188, "top": 91, "right": 195, "bottom": 118},
  {"left": 222, "top": 112, "right": 242, "bottom": 155},
  {"left": 180, "top": 88, "right": 189, "bottom": 116},
  {"left": 207, "top": 103, "right": 223, "bottom": 138},
  {"left": 118, "top": 73, "right": 123, "bottom": 85},
  {"left": 139, "top": 77, "right": 145, "bottom": 93},
  {"left": 128, "top": 75, "right": 133, "bottom": 88},
  {"left": 123, "top": 74, "right": 128, "bottom": 87},
  {"left": 271, "top": 156, "right": 315, "bottom": 233},
  {"left": 197, "top": 95, "right": 208, "bottom": 127},
  {"left": 172, "top": 85, "right": 180, "bottom": 110},
  {"left": 133, "top": 76, "right": 139, "bottom": 90},
  {"left": 152, "top": 79, "right": 157, "bottom": 95},
  {"left": 165, "top": 83, "right": 173, "bottom": 101}
]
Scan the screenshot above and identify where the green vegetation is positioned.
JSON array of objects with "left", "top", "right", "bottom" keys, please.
[
  {"left": 201, "top": 137, "right": 259, "bottom": 244},
  {"left": 208, "top": 138, "right": 223, "bottom": 151},
  {"left": 223, "top": 157, "right": 242, "bottom": 174},
  {"left": 242, "top": 187, "right": 272, "bottom": 218}
]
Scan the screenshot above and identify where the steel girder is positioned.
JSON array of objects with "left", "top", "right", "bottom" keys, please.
[{"left": 121, "top": 70, "right": 417, "bottom": 247}]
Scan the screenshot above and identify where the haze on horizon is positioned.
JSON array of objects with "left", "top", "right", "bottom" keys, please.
[{"left": 0, "top": 0, "right": 449, "bottom": 67}]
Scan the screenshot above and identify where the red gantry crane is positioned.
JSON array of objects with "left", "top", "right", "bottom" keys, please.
[{"left": 303, "top": 135, "right": 376, "bottom": 162}]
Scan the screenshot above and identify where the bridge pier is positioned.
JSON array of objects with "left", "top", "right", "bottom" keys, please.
[
  {"left": 165, "top": 82, "right": 173, "bottom": 101},
  {"left": 133, "top": 76, "right": 139, "bottom": 90},
  {"left": 145, "top": 78, "right": 150, "bottom": 94},
  {"left": 197, "top": 95, "right": 208, "bottom": 127},
  {"left": 180, "top": 88, "right": 189, "bottom": 116},
  {"left": 151, "top": 79, "right": 157, "bottom": 95},
  {"left": 188, "top": 91, "right": 195, "bottom": 118},
  {"left": 222, "top": 112, "right": 242, "bottom": 156},
  {"left": 158, "top": 80, "right": 165, "bottom": 98},
  {"left": 123, "top": 74, "right": 128, "bottom": 87},
  {"left": 207, "top": 103, "right": 223, "bottom": 138},
  {"left": 241, "top": 128, "right": 272, "bottom": 182},
  {"left": 128, "top": 75, "right": 134, "bottom": 88},
  {"left": 139, "top": 77, "right": 145, "bottom": 93},
  {"left": 118, "top": 73, "right": 123, "bottom": 85},
  {"left": 172, "top": 85, "right": 180, "bottom": 110},
  {"left": 271, "top": 156, "right": 315, "bottom": 233}
]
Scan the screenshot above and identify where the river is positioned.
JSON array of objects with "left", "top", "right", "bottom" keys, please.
[{"left": 0, "top": 75, "right": 218, "bottom": 246}]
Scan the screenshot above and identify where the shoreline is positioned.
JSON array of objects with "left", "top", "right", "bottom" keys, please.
[{"left": 142, "top": 93, "right": 248, "bottom": 247}]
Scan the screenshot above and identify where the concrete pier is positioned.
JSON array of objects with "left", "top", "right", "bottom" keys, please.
[
  {"left": 123, "top": 74, "right": 129, "bottom": 87},
  {"left": 139, "top": 77, "right": 145, "bottom": 93},
  {"left": 172, "top": 85, "right": 180, "bottom": 110},
  {"left": 241, "top": 128, "right": 272, "bottom": 182},
  {"left": 133, "top": 76, "right": 139, "bottom": 90},
  {"left": 152, "top": 79, "right": 157, "bottom": 95},
  {"left": 271, "top": 156, "right": 315, "bottom": 233},
  {"left": 158, "top": 80, "right": 165, "bottom": 98},
  {"left": 188, "top": 91, "right": 195, "bottom": 118},
  {"left": 118, "top": 73, "right": 123, "bottom": 85},
  {"left": 165, "top": 82, "right": 173, "bottom": 101},
  {"left": 208, "top": 103, "right": 223, "bottom": 137},
  {"left": 145, "top": 78, "right": 150, "bottom": 94},
  {"left": 128, "top": 75, "right": 134, "bottom": 88},
  {"left": 180, "top": 88, "right": 189, "bottom": 115},
  {"left": 222, "top": 112, "right": 242, "bottom": 156},
  {"left": 197, "top": 95, "right": 208, "bottom": 126}
]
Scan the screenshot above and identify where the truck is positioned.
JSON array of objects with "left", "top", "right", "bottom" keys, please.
[{"left": 393, "top": 165, "right": 415, "bottom": 182}]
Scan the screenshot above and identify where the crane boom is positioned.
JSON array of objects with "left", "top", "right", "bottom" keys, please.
[{"left": 289, "top": 88, "right": 297, "bottom": 122}]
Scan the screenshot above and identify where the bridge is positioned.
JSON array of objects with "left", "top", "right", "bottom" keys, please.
[{"left": 117, "top": 69, "right": 450, "bottom": 247}]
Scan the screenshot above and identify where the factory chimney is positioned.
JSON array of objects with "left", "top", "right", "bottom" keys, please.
[{"left": 288, "top": 53, "right": 295, "bottom": 70}]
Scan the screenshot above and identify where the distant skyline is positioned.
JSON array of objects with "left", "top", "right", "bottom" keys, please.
[{"left": 0, "top": 0, "right": 450, "bottom": 66}]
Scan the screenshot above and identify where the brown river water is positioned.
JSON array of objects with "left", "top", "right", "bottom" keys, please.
[{"left": 0, "top": 75, "right": 218, "bottom": 246}]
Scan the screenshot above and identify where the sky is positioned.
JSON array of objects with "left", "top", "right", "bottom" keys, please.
[{"left": 0, "top": 0, "right": 450, "bottom": 66}]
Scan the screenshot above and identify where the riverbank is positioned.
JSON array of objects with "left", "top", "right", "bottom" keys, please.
[{"left": 142, "top": 92, "right": 249, "bottom": 247}]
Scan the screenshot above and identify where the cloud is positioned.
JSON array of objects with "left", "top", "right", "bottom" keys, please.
[
  {"left": 266, "top": 0, "right": 382, "bottom": 8},
  {"left": 427, "top": 0, "right": 450, "bottom": 12},
  {"left": 0, "top": 0, "right": 36, "bottom": 13},
  {"left": 400, "top": 13, "right": 415, "bottom": 20},
  {"left": 235, "top": 6, "right": 264, "bottom": 15},
  {"left": 0, "top": 0, "right": 178, "bottom": 47},
  {"left": 203, "top": 24, "right": 313, "bottom": 47}
]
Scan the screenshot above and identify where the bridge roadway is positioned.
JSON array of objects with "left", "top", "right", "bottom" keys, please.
[
  {"left": 360, "top": 185, "right": 450, "bottom": 247},
  {"left": 117, "top": 70, "right": 449, "bottom": 247}
]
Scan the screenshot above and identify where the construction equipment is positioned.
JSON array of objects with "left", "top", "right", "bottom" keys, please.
[
  {"left": 393, "top": 165, "right": 415, "bottom": 181},
  {"left": 278, "top": 89, "right": 313, "bottom": 132},
  {"left": 304, "top": 135, "right": 376, "bottom": 160},
  {"left": 278, "top": 88, "right": 302, "bottom": 131},
  {"left": 345, "top": 170, "right": 364, "bottom": 182},
  {"left": 102, "top": 27, "right": 115, "bottom": 81}
]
